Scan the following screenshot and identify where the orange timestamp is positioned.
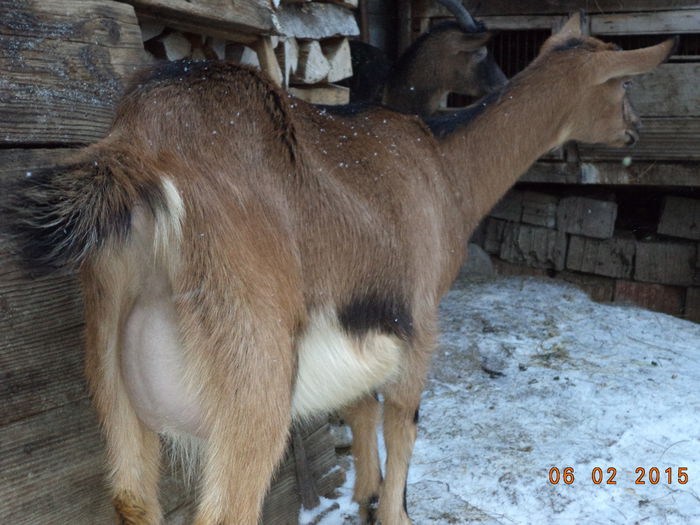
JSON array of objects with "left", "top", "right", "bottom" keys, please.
[{"left": 548, "top": 466, "right": 689, "bottom": 485}]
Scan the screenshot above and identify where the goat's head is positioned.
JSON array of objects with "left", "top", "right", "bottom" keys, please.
[
  {"left": 536, "top": 12, "right": 676, "bottom": 148},
  {"left": 438, "top": 26, "right": 508, "bottom": 99},
  {"left": 433, "top": 0, "right": 507, "bottom": 100}
]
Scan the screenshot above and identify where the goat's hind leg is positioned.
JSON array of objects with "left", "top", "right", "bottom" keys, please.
[
  {"left": 192, "top": 325, "right": 296, "bottom": 525},
  {"left": 82, "top": 275, "right": 163, "bottom": 524},
  {"left": 344, "top": 394, "right": 383, "bottom": 523}
]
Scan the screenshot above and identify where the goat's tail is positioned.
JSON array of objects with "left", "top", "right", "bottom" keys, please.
[{"left": 4, "top": 148, "right": 172, "bottom": 275}]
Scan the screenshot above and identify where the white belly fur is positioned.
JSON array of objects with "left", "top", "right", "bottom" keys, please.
[
  {"left": 122, "top": 300, "right": 401, "bottom": 434},
  {"left": 291, "top": 311, "right": 403, "bottom": 420}
]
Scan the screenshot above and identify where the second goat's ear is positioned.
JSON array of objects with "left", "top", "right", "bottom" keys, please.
[
  {"left": 459, "top": 31, "right": 492, "bottom": 51},
  {"left": 556, "top": 11, "right": 586, "bottom": 39}
]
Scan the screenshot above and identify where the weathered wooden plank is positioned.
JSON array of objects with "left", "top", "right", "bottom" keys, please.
[
  {"left": 423, "top": 1, "right": 700, "bottom": 17},
  {"left": 614, "top": 280, "right": 685, "bottom": 316},
  {"left": 557, "top": 197, "right": 617, "bottom": 239},
  {"left": 472, "top": 15, "right": 561, "bottom": 30},
  {"left": 0, "top": 0, "right": 148, "bottom": 146},
  {"left": 592, "top": 9, "right": 700, "bottom": 35},
  {"left": 499, "top": 223, "right": 567, "bottom": 270},
  {"left": 658, "top": 196, "right": 700, "bottom": 241},
  {"left": 627, "top": 64, "right": 700, "bottom": 117},
  {"left": 521, "top": 161, "right": 700, "bottom": 187},
  {"left": 255, "top": 36, "right": 284, "bottom": 86},
  {"left": 579, "top": 118, "right": 700, "bottom": 161},
  {"left": 121, "top": 0, "right": 275, "bottom": 37},
  {"left": 566, "top": 235, "right": 635, "bottom": 279},
  {"left": 277, "top": 3, "right": 359, "bottom": 39},
  {"left": 634, "top": 241, "right": 698, "bottom": 286},
  {"left": 0, "top": 398, "right": 192, "bottom": 524}
]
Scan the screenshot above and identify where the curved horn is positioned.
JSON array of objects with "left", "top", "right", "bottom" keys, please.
[{"left": 435, "top": 0, "right": 481, "bottom": 33}]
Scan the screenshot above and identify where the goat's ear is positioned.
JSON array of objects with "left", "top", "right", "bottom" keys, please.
[
  {"left": 556, "top": 11, "right": 585, "bottom": 39},
  {"left": 593, "top": 37, "right": 677, "bottom": 83},
  {"left": 457, "top": 31, "right": 492, "bottom": 51}
]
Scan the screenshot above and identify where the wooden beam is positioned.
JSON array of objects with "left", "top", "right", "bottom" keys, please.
[
  {"left": 592, "top": 9, "right": 700, "bottom": 35},
  {"left": 428, "top": 1, "right": 700, "bottom": 17},
  {"left": 520, "top": 161, "right": 700, "bottom": 187},
  {"left": 119, "top": 0, "right": 276, "bottom": 39},
  {"left": 255, "top": 37, "right": 284, "bottom": 86}
]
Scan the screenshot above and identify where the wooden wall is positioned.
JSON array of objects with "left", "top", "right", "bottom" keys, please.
[{"left": 1, "top": 1, "right": 344, "bottom": 523}]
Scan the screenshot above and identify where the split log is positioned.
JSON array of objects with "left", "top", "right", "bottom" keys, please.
[
  {"left": 292, "top": 40, "right": 330, "bottom": 84},
  {"left": 289, "top": 84, "right": 350, "bottom": 105},
  {"left": 161, "top": 32, "right": 192, "bottom": 60},
  {"left": 634, "top": 241, "right": 698, "bottom": 286},
  {"left": 277, "top": 3, "right": 360, "bottom": 40},
  {"left": 226, "top": 44, "right": 261, "bottom": 67},
  {"left": 275, "top": 37, "right": 300, "bottom": 87},
  {"left": 566, "top": 235, "right": 636, "bottom": 279},
  {"left": 557, "top": 197, "right": 617, "bottom": 239},
  {"left": 322, "top": 38, "right": 353, "bottom": 83},
  {"left": 520, "top": 191, "right": 558, "bottom": 229},
  {"left": 499, "top": 223, "right": 567, "bottom": 271},
  {"left": 489, "top": 191, "right": 523, "bottom": 222},
  {"left": 658, "top": 196, "right": 700, "bottom": 241}
]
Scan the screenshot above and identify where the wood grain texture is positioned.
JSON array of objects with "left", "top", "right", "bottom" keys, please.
[
  {"left": 422, "top": 1, "right": 700, "bottom": 17},
  {"left": 521, "top": 161, "right": 700, "bottom": 187},
  {"left": 0, "top": 0, "right": 148, "bottom": 146},
  {"left": 592, "top": 9, "right": 700, "bottom": 34},
  {"left": 629, "top": 64, "right": 700, "bottom": 118},
  {"left": 123, "top": 0, "right": 275, "bottom": 35}
]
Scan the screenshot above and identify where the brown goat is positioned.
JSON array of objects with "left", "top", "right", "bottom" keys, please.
[
  {"left": 350, "top": 0, "right": 507, "bottom": 116},
  {"left": 6, "top": 13, "right": 674, "bottom": 525},
  {"left": 383, "top": 22, "right": 507, "bottom": 117}
]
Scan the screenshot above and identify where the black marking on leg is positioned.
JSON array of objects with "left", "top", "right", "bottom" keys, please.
[
  {"left": 365, "top": 494, "right": 379, "bottom": 524},
  {"left": 413, "top": 406, "right": 420, "bottom": 424},
  {"left": 403, "top": 482, "right": 408, "bottom": 513},
  {"left": 338, "top": 292, "right": 414, "bottom": 340}
]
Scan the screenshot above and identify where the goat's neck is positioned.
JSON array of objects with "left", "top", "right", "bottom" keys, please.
[{"left": 440, "top": 74, "right": 569, "bottom": 224}]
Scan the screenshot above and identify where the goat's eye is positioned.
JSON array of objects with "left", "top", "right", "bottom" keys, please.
[{"left": 623, "top": 80, "right": 632, "bottom": 89}]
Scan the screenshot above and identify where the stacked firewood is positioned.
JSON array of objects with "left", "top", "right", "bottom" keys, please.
[{"left": 138, "top": 0, "right": 359, "bottom": 105}]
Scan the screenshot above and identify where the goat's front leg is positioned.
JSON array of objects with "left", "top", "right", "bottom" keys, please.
[
  {"left": 377, "top": 325, "right": 434, "bottom": 525},
  {"left": 344, "top": 394, "right": 383, "bottom": 523}
]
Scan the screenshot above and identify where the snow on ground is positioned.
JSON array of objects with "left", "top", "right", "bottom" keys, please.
[{"left": 302, "top": 276, "right": 700, "bottom": 524}]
